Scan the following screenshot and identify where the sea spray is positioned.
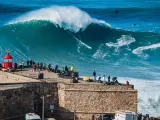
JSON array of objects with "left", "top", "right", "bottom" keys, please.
[
  {"left": 8, "top": 6, "right": 110, "bottom": 32},
  {"left": 0, "top": 6, "right": 160, "bottom": 116}
]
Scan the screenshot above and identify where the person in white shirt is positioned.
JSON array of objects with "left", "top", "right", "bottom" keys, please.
[
  {"left": 22, "top": 61, "right": 24, "bottom": 69},
  {"left": 102, "top": 75, "right": 106, "bottom": 83},
  {"left": 97, "top": 75, "right": 101, "bottom": 82}
]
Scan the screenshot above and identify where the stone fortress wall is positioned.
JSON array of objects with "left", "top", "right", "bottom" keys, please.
[
  {"left": 58, "top": 83, "right": 137, "bottom": 120},
  {"left": 0, "top": 71, "right": 137, "bottom": 120}
]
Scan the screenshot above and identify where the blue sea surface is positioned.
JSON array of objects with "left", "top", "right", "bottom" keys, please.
[
  {"left": 0, "top": 0, "right": 160, "bottom": 116},
  {"left": 0, "top": 0, "right": 160, "bottom": 79}
]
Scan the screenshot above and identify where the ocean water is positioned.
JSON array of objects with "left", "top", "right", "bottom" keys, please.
[{"left": 0, "top": 0, "right": 160, "bottom": 116}]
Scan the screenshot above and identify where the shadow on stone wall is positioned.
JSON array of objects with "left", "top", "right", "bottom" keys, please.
[
  {"left": 56, "top": 107, "right": 75, "bottom": 120},
  {"left": 0, "top": 82, "right": 59, "bottom": 120}
]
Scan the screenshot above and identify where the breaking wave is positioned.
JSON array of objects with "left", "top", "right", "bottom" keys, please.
[
  {"left": 119, "top": 77, "right": 160, "bottom": 117},
  {"left": 0, "top": 6, "right": 159, "bottom": 69},
  {"left": 8, "top": 6, "right": 110, "bottom": 32},
  {"left": 0, "top": 5, "right": 159, "bottom": 66},
  {"left": 106, "top": 35, "right": 136, "bottom": 48},
  {"left": 132, "top": 43, "right": 160, "bottom": 58},
  {"left": 0, "top": 5, "right": 160, "bottom": 117}
]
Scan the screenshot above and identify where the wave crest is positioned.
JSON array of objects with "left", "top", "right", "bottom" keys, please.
[
  {"left": 8, "top": 6, "right": 110, "bottom": 32},
  {"left": 106, "top": 35, "right": 136, "bottom": 48},
  {"left": 132, "top": 43, "right": 160, "bottom": 58}
]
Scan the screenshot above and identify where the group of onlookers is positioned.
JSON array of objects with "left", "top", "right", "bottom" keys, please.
[
  {"left": 137, "top": 113, "right": 152, "bottom": 120},
  {"left": 92, "top": 71, "right": 131, "bottom": 87},
  {"left": 26, "top": 60, "right": 76, "bottom": 78},
  {"left": 93, "top": 71, "right": 115, "bottom": 83},
  {"left": 59, "top": 65, "right": 75, "bottom": 76}
]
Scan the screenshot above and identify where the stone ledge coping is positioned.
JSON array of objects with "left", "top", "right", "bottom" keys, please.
[
  {"left": 0, "top": 81, "right": 44, "bottom": 85},
  {"left": 0, "top": 71, "right": 42, "bottom": 83},
  {"left": 64, "top": 89, "right": 137, "bottom": 92},
  {"left": 60, "top": 82, "right": 134, "bottom": 88}
]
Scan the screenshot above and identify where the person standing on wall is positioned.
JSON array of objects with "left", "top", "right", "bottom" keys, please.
[
  {"left": 22, "top": 61, "right": 24, "bottom": 69},
  {"left": 65, "top": 65, "right": 68, "bottom": 72},
  {"left": 70, "top": 65, "right": 74, "bottom": 72},
  {"left": 30, "top": 60, "right": 33, "bottom": 68},
  {"left": 126, "top": 80, "right": 129, "bottom": 89},
  {"left": 108, "top": 76, "right": 111, "bottom": 83},
  {"left": 102, "top": 75, "right": 106, "bottom": 84},
  {"left": 40, "top": 62, "right": 43, "bottom": 70},
  {"left": 93, "top": 71, "right": 96, "bottom": 80}
]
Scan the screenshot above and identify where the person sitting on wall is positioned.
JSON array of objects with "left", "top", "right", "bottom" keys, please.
[
  {"left": 98, "top": 76, "right": 101, "bottom": 82},
  {"left": 112, "top": 77, "right": 117, "bottom": 82},
  {"left": 72, "top": 73, "right": 78, "bottom": 83},
  {"left": 59, "top": 68, "right": 64, "bottom": 76},
  {"left": 114, "top": 79, "right": 119, "bottom": 85},
  {"left": 112, "top": 77, "right": 120, "bottom": 85}
]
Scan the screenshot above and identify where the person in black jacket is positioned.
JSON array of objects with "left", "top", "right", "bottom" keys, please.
[
  {"left": 55, "top": 65, "right": 58, "bottom": 73},
  {"left": 93, "top": 71, "right": 96, "bottom": 80}
]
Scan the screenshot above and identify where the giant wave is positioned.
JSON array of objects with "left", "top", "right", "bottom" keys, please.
[{"left": 0, "top": 6, "right": 160, "bottom": 117}]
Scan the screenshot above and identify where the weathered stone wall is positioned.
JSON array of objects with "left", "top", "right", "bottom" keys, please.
[
  {"left": 61, "top": 83, "right": 134, "bottom": 91},
  {"left": 43, "top": 83, "right": 59, "bottom": 117},
  {"left": 58, "top": 83, "right": 138, "bottom": 120},
  {"left": 0, "top": 81, "right": 137, "bottom": 120},
  {"left": 0, "top": 83, "right": 58, "bottom": 119}
]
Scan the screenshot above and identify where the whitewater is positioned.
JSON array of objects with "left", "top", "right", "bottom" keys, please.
[
  {"left": 0, "top": 3, "right": 160, "bottom": 117},
  {"left": 8, "top": 6, "right": 111, "bottom": 32}
]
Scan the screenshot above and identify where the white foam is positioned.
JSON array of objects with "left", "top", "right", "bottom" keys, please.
[
  {"left": 106, "top": 35, "right": 136, "bottom": 48},
  {"left": 118, "top": 77, "right": 160, "bottom": 117},
  {"left": 92, "top": 44, "right": 108, "bottom": 59},
  {"left": 79, "top": 75, "right": 160, "bottom": 116},
  {"left": 71, "top": 35, "right": 92, "bottom": 55},
  {"left": 8, "top": 6, "right": 110, "bottom": 32},
  {"left": 132, "top": 43, "right": 160, "bottom": 55},
  {"left": 73, "top": 35, "right": 92, "bottom": 50}
]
